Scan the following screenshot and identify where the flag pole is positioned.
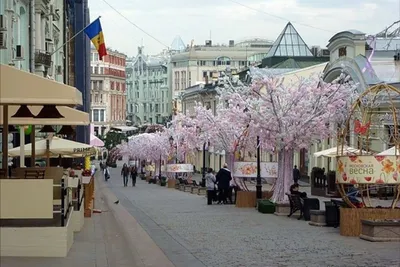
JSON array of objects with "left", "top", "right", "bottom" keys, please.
[{"left": 50, "top": 16, "right": 102, "bottom": 56}]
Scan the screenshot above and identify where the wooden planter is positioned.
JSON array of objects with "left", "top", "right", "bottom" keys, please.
[
  {"left": 360, "top": 219, "right": 400, "bottom": 242},
  {"left": 146, "top": 176, "right": 151, "bottom": 182},
  {"left": 340, "top": 208, "right": 400, "bottom": 236},
  {"left": 235, "top": 191, "right": 273, "bottom": 208},
  {"left": 309, "top": 210, "right": 326, "bottom": 226},
  {"left": 167, "top": 179, "right": 176, "bottom": 188}
]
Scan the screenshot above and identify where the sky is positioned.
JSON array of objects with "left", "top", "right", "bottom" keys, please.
[{"left": 88, "top": 0, "right": 400, "bottom": 57}]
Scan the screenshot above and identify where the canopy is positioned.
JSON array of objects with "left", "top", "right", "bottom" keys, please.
[
  {"left": 313, "top": 146, "right": 368, "bottom": 158},
  {"left": 90, "top": 134, "right": 104, "bottom": 147},
  {"left": 0, "top": 64, "right": 82, "bottom": 105},
  {"left": 377, "top": 146, "right": 399, "bottom": 156},
  {"left": 8, "top": 136, "right": 95, "bottom": 158},
  {"left": 0, "top": 105, "right": 89, "bottom": 125}
]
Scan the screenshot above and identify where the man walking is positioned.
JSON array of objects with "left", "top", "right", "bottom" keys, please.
[
  {"left": 216, "top": 163, "right": 232, "bottom": 204},
  {"left": 293, "top": 165, "right": 301, "bottom": 184},
  {"left": 121, "top": 163, "right": 130, "bottom": 187}
]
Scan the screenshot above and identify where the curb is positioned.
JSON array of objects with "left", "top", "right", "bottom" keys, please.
[{"left": 95, "top": 174, "right": 176, "bottom": 267}]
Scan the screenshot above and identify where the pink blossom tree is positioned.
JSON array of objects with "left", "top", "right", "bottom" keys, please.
[{"left": 221, "top": 68, "right": 357, "bottom": 203}]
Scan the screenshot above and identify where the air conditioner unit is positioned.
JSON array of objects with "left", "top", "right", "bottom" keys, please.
[
  {"left": 0, "top": 32, "right": 7, "bottom": 49},
  {"left": 0, "top": 15, "right": 7, "bottom": 31},
  {"left": 56, "top": 65, "right": 63, "bottom": 75},
  {"left": 15, "top": 45, "right": 23, "bottom": 59}
]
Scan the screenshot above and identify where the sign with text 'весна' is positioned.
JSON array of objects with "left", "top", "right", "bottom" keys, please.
[{"left": 336, "top": 155, "right": 399, "bottom": 184}]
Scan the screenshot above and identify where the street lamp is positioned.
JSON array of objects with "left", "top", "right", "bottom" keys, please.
[
  {"left": 169, "top": 136, "right": 178, "bottom": 179},
  {"left": 244, "top": 107, "right": 262, "bottom": 199},
  {"left": 202, "top": 142, "right": 206, "bottom": 187}
]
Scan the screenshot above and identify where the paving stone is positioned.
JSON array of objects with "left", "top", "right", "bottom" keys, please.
[{"left": 105, "top": 165, "right": 400, "bottom": 267}]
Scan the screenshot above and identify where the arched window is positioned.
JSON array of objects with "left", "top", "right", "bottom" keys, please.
[{"left": 216, "top": 56, "right": 231, "bottom": 66}]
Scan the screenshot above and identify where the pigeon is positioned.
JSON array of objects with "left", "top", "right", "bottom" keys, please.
[{"left": 114, "top": 200, "right": 119, "bottom": 204}]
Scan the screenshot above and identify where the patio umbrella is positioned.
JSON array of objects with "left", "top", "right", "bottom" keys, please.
[
  {"left": 376, "top": 146, "right": 399, "bottom": 156},
  {"left": 313, "top": 145, "right": 368, "bottom": 158},
  {"left": 90, "top": 134, "right": 104, "bottom": 147},
  {"left": 8, "top": 136, "right": 95, "bottom": 158}
]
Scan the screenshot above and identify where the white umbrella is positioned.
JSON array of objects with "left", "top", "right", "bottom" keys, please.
[
  {"left": 313, "top": 145, "right": 368, "bottom": 158},
  {"left": 8, "top": 136, "right": 95, "bottom": 158},
  {"left": 377, "top": 146, "right": 399, "bottom": 156}
]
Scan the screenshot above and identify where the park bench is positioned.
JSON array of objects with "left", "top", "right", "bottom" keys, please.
[{"left": 286, "top": 193, "right": 304, "bottom": 220}]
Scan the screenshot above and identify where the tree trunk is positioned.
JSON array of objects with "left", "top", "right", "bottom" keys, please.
[
  {"left": 271, "top": 149, "right": 294, "bottom": 203},
  {"left": 226, "top": 152, "right": 234, "bottom": 171}
]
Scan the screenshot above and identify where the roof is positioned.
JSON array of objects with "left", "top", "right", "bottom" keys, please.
[
  {"left": 265, "top": 22, "right": 314, "bottom": 58},
  {"left": 171, "top": 36, "right": 186, "bottom": 51},
  {"left": 271, "top": 58, "right": 326, "bottom": 69},
  {"left": 171, "top": 48, "right": 268, "bottom": 62}
]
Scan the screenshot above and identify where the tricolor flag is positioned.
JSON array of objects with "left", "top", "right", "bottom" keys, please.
[{"left": 84, "top": 18, "right": 107, "bottom": 60}]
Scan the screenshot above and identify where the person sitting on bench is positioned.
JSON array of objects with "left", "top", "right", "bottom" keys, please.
[{"left": 290, "top": 183, "right": 307, "bottom": 199}]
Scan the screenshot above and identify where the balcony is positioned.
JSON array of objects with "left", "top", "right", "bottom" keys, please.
[{"left": 35, "top": 50, "right": 52, "bottom": 67}]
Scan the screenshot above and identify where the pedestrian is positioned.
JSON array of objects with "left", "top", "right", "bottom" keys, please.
[
  {"left": 216, "top": 163, "right": 232, "bottom": 204},
  {"left": 293, "top": 165, "right": 301, "bottom": 184},
  {"left": 205, "top": 168, "right": 216, "bottom": 205},
  {"left": 121, "top": 163, "right": 129, "bottom": 187},
  {"left": 103, "top": 165, "right": 110, "bottom": 181},
  {"left": 130, "top": 165, "right": 138, "bottom": 186}
]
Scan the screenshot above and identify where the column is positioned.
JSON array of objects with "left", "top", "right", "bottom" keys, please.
[{"left": 35, "top": 11, "right": 41, "bottom": 50}]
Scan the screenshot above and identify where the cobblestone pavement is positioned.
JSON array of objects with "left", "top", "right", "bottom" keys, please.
[
  {"left": 1, "top": 180, "right": 135, "bottom": 267},
  {"left": 106, "top": 165, "right": 400, "bottom": 267}
]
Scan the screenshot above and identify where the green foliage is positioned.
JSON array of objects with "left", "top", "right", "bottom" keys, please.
[{"left": 103, "top": 131, "right": 127, "bottom": 149}]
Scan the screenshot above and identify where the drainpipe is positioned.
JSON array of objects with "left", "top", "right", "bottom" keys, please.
[{"left": 63, "top": 2, "right": 68, "bottom": 84}]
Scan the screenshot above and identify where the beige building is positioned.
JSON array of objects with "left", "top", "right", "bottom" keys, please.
[
  {"left": 170, "top": 38, "right": 273, "bottom": 111},
  {"left": 90, "top": 48, "right": 127, "bottom": 136}
]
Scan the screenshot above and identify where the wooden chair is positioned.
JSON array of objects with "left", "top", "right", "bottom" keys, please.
[
  {"left": 286, "top": 193, "right": 304, "bottom": 220},
  {"left": 24, "top": 169, "right": 46, "bottom": 179}
]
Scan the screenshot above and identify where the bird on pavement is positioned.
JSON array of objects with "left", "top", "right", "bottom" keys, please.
[{"left": 114, "top": 200, "right": 119, "bottom": 204}]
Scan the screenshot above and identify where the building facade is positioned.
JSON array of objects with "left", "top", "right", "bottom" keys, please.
[
  {"left": 126, "top": 47, "right": 171, "bottom": 125},
  {"left": 90, "top": 48, "right": 127, "bottom": 136},
  {"left": 170, "top": 38, "right": 273, "bottom": 111}
]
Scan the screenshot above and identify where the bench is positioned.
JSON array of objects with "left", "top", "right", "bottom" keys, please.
[{"left": 286, "top": 193, "right": 304, "bottom": 220}]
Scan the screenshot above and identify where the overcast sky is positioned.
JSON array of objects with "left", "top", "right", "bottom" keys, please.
[{"left": 88, "top": 0, "right": 399, "bottom": 57}]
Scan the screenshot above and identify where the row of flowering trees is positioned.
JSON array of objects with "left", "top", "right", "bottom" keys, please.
[{"left": 118, "top": 67, "right": 357, "bottom": 203}]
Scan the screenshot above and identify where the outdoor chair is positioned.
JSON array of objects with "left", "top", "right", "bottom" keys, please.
[{"left": 286, "top": 193, "right": 304, "bottom": 220}]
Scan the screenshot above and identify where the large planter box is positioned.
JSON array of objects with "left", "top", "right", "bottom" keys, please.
[
  {"left": 274, "top": 203, "right": 300, "bottom": 216},
  {"left": 340, "top": 208, "right": 400, "bottom": 236},
  {"left": 198, "top": 187, "right": 207, "bottom": 196},
  {"left": 360, "top": 219, "right": 400, "bottom": 242},
  {"left": 236, "top": 191, "right": 273, "bottom": 208},
  {"left": 179, "top": 184, "right": 185, "bottom": 191},
  {"left": 257, "top": 200, "right": 276, "bottom": 214},
  {"left": 184, "top": 185, "right": 192, "bottom": 192},
  {"left": 167, "top": 179, "right": 176, "bottom": 188},
  {"left": 309, "top": 210, "right": 326, "bottom": 227},
  {"left": 191, "top": 187, "right": 200, "bottom": 194}
]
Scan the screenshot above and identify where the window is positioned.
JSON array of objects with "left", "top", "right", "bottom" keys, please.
[
  {"left": 94, "top": 67, "right": 98, "bottom": 74},
  {"left": 98, "top": 81, "right": 103, "bottom": 90},
  {"left": 135, "top": 104, "right": 139, "bottom": 113},
  {"left": 100, "top": 94, "right": 103, "bottom": 103},
  {"left": 93, "top": 109, "right": 99, "bottom": 122},
  {"left": 216, "top": 56, "right": 231, "bottom": 66},
  {"left": 100, "top": 110, "right": 105, "bottom": 122}
]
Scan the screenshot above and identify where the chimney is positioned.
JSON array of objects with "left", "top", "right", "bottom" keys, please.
[
  {"left": 229, "top": 40, "right": 234, "bottom": 47},
  {"left": 205, "top": 40, "right": 212, "bottom": 46}
]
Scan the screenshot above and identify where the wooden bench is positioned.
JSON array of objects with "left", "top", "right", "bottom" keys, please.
[{"left": 286, "top": 193, "right": 304, "bottom": 220}]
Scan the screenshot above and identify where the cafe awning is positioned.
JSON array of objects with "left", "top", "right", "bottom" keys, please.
[
  {"left": 0, "top": 64, "right": 82, "bottom": 106},
  {"left": 0, "top": 106, "right": 89, "bottom": 126}
]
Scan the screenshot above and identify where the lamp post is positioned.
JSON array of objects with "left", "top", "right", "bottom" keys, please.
[
  {"left": 202, "top": 142, "right": 206, "bottom": 187},
  {"left": 159, "top": 154, "right": 162, "bottom": 179},
  {"left": 169, "top": 136, "right": 178, "bottom": 179},
  {"left": 256, "top": 136, "right": 262, "bottom": 199}
]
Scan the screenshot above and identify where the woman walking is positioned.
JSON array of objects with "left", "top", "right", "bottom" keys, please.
[{"left": 205, "top": 168, "right": 217, "bottom": 205}]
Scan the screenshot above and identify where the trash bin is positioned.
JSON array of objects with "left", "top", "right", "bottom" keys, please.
[
  {"left": 303, "top": 198, "right": 320, "bottom": 221},
  {"left": 325, "top": 201, "right": 340, "bottom": 227}
]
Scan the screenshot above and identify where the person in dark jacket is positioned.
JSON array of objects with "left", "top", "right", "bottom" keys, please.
[
  {"left": 130, "top": 166, "right": 138, "bottom": 187},
  {"left": 121, "top": 163, "right": 130, "bottom": 187},
  {"left": 293, "top": 165, "right": 301, "bottom": 183},
  {"left": 216, "top": 163, "right": 232, "bottom": 204}
]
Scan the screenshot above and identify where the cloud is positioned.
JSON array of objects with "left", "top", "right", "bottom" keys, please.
[{"left": 89, "top": 0, "right": 398, "bottom": 56}]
